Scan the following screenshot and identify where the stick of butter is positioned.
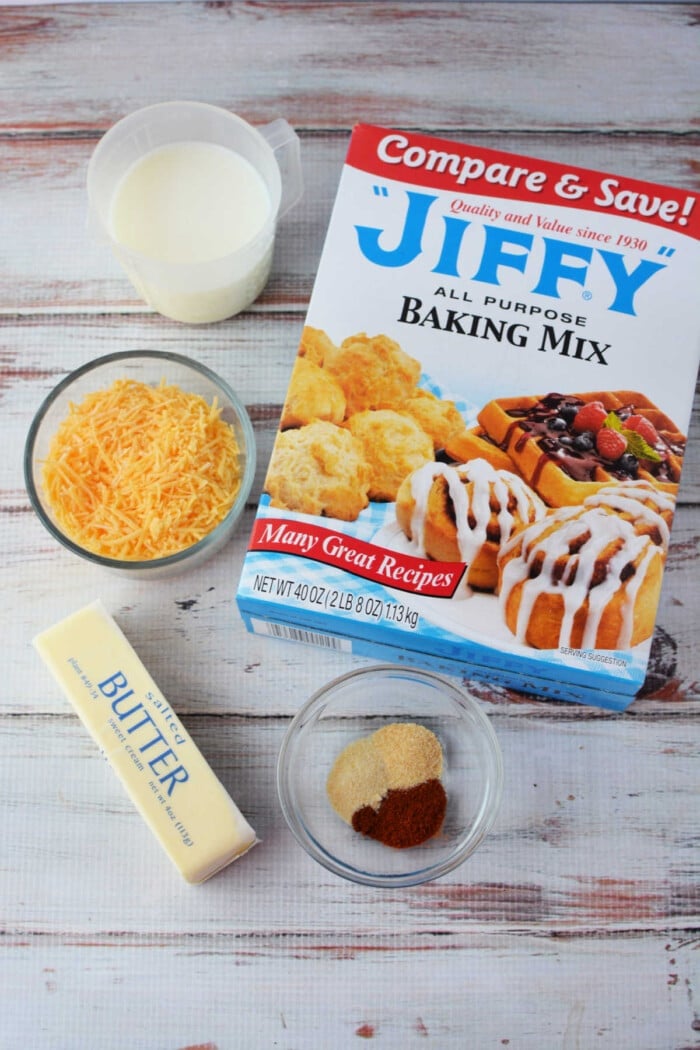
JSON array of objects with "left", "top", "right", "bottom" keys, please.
[{"left": 33, "top": 600, "right": 257, "bottom": 883}]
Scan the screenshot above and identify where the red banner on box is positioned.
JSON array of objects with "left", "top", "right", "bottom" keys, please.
[
  {"left": 346, "top": 123, "right": 699, "bottom": 237},
  {"left": 250, "top": 518, "right": 464, "bottom": 598}
]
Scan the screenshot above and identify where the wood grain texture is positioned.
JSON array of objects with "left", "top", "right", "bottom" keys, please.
[
  {"left": 1, "top": 3, "right": 699, "bottom": 1048},
  {"left": 2, "top": 713, "right": 698, "bottom": 930},
  {"left": 2, "top": 130, "right": 698, "bottom": 314},
  {"left": 4, "top": 503, "right": 700, "bottom": 718},
  {"left": 1, "top": 2, "right": 699, "bottom": 133},
  {"left": 2, "top": 934, "right": 699, "bottom": 1049}
]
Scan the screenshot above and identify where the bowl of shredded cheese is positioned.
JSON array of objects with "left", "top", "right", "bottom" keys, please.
[
  {"left": 24, "top": 350, "right": 256, "bottom": 577},
  {"left": 277, "top": 665, "right": 504, "bottom": 887}
]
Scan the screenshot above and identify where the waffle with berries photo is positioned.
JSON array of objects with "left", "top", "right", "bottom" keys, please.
[{"left": 476, "top": 391, "right": 686, "bottom": 508}]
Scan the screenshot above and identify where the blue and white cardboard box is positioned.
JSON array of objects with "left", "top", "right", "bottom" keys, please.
[{"left": 236, "top": 124, "right": 700, "bottom": 710}]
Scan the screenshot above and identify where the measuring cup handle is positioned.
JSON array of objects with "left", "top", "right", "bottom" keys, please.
[{"left": 261, "top": 118, "right": 303, "bottom": 218}]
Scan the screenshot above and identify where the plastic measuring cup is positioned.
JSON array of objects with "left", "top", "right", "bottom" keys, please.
[{"left": 87, "top": 101, "right": 303, "bottom": 323}]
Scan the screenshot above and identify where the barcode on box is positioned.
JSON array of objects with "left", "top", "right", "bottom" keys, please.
[{"left": 251, "top": 619, "right": 352, "bottom": 652}]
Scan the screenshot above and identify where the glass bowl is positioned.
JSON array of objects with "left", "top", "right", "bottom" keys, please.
[
  {"left": 24, "top": 350, "right": 256, "bottom": 579},
  {"left": 277, "top": 665, "right": 503, "bottom": 887}
]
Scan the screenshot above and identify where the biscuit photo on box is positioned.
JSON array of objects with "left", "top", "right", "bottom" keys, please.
[
  {"left": 265, "top": 420, "right": 371, "bottom": 522},
  {"left": 265, "top": 328, "right": 448, "bottom": 520},
  {"left": 323, "top": 331, "right": 421, "bottom": 415},
  {"left": 345, "top": 409, "right": 434, "bottom": 502}
]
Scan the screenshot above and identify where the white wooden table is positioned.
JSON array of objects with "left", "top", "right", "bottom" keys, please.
[{"left": 2, "top": 3, "right": 699, "bottom": 1047}]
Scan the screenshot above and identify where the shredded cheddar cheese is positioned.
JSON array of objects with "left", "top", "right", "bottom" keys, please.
[{"left": 42, "top": 378, "right": 242, "bottom": 560}]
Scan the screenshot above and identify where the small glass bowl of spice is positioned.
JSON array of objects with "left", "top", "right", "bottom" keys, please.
[
  {"left": 24, "top": 350, "right": 255, "bottom": 578},
  {"left": 277, "top": 665, "right": 503, "bottom": 887}
]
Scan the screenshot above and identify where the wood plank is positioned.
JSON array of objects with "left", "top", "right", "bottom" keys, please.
[
  {"left": 1, "top": 3, "right": 699, "bottom": 134},
  {"left": 1, "top": 932, "right": 697, "bottom": 1050},
  {"left": 1, "top": 714, "right": 698, "bottom": 933},
  {"left": 3, "top": 315, "right": 700, "bottom": 499},
  {"left": 0, "top": 132, "right": 698, "bottom": 314},
  {"left": 5, "top": 501, "right": 700, "bottom": 718},
  {"left": 4, "top": 321, "right": 699, "bottom": 716}
]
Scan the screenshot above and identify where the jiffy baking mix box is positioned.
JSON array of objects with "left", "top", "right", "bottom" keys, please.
[{"left": 237, "top": 124, "right": 700, "bottom": 709}]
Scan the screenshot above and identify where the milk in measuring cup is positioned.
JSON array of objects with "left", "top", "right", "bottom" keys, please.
[
  {"left": 110, "top": 142, "right": 271, "bottom": 264},
  {"left": 88, "top": 103, "right": 302, "bottom": 324},
  {"left": 108, "top": 140, "right": 274, "bottom": 323}
]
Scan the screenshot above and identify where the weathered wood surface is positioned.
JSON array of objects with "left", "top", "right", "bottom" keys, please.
[
  {"left": 1, "top": 3, "right": 699, "bottom": 1049},
  {"left": 1, "top": 2, "right": 699, "bottom": 133},
  {"left": 2, "top": 130, "right": 700, "bottom": 313}
]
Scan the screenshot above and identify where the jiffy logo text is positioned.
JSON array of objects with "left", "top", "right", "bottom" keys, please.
[{"left": 355, "top": 190, "right": 666, "bottom": 316}]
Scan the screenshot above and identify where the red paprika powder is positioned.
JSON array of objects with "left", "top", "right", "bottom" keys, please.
[{"left": 352, "top": 778, "right": 447, "bottom": 849}]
